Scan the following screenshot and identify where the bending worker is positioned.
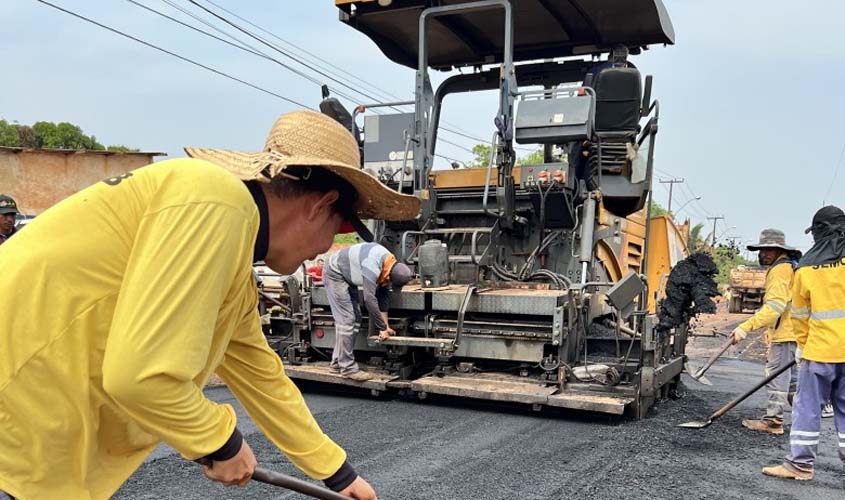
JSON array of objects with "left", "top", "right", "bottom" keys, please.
[
  {"left": 0, "top": 110, "right": 419, "bottom": 499},
  {"left": 325, "top": 242, "right": 413, "bottom": 381},
  {"left": 732, "top": 229, "right": 801, "bottom": 435},
  {"left": 763, "top": 205, "right": 845, "bottom": 481}
]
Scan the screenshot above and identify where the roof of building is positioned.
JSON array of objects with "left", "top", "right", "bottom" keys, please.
[{"left": 0, "top": 146, "right": 166, "bottom": 156}]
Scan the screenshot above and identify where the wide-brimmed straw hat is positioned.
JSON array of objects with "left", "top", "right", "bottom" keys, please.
[
  {"left": 185, "top": 110, "right": 420, "bottom": 225},
  {"left": 747, "top": 228, "right": 796, "bottom": 252}
]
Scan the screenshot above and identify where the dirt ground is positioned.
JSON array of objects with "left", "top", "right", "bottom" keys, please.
[{"left": 116, "top": 305, "right": 843, "bottom": 500}]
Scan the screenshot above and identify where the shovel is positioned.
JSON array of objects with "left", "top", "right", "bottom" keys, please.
[
  {"left": 253, "top": 467, "right": 350, "bottom": 500},
  {"left": 687, "top": 334, "right": 735, "bottom": 382},
  {"left": 678, "top": 359, "right": 796, "bottom": 429},
  {"left": 196, "top": 460, "right": 349, "bottom": 500}
]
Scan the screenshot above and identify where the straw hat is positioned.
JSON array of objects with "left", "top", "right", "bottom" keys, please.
[{"left": 185, "top": 110, "right": 419, "bottom": 221}]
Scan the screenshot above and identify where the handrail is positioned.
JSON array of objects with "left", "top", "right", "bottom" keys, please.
[{"left": 482, "top": 132, "right": 499, "bottom": 217}]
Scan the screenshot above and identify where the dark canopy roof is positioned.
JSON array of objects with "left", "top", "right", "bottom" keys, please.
[{"left": 337, "top": 0, "right": 675, "bottom": 70}]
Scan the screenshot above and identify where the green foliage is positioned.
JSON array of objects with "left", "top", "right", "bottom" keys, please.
[
  {"left": 516, "top": 149, "right": 544, "bottom": 166},
  {"left": 333, "top": 233, "right": 359, "bottom": 245},
  {"left": 0, "top": 118, "right": 134, "bottom": 151},
  {"left": 106, "top": 145, "right": 140, "bottom": 153},
  {"left": 470, "top": 143, "right": 492, "bottom": 168},
  {"left": 688, "top": 222, "right": 706, "bottom": 251},
  {"left": 709, "top": 244, "right": 755, "bottom": 286},
  {"left": 0, "top": 120, "right": 21, "bottom": 147},
  {"left": 649, "top": 200, "right": 668, "bottom": 218}
]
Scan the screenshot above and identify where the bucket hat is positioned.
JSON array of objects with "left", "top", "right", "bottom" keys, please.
[{"left": 746, "top": 228, "right": 796, "bottom": 252}]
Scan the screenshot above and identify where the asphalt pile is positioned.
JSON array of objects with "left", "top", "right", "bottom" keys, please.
[{"left": 657, "top": 252, "right": 719, "bottom": 339}]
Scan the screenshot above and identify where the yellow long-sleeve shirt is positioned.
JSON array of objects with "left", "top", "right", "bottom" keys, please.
[
  {"left": 790, "top": 256, "right": 845, "bottom": 363},
  {"left": 0, "top": 159, "right": 345, "bottom": 500},
  {"left": 738, "top": 261, "right": 797, "bottom": 343}
]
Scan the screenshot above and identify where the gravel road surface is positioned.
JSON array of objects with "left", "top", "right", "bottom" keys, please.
[{"left": 114, "top": 352, "right": 843, "bottom": 500}]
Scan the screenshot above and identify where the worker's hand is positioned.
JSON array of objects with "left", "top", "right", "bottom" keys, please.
[
  {"left": 378, "top": 328, "right": 395, "bottom": 341},
  {"left": 340, "top": 475, "right": 377, "bottom": 500},
  {"left": 730, "top": 326, "right": 747, "bottom": 345},
  {"left": 202, "top": 439, "right": 257, "bottom": 487}
]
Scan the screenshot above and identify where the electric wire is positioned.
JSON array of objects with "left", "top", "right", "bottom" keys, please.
[
  {"left": 32, "top": 0, "right": 310, "bottom": 109},
  {"left": 823, "top": 142, "right": 845, "bottom": 205},
  {"left": 186, "top": 0, "right": 399, "bottom": 108},
  {"left": 196, "top": 1, "right": 533, "bottom": 154}
]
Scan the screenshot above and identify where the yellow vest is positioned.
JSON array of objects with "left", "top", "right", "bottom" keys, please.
[
  {"left": 790, "top": 257, "right": 845, "bottom": 362},
  {"left": 739, "top": 261, "right": 797, "bottom": 343}
]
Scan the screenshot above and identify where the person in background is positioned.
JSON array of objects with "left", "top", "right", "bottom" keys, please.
[
  {"left": 732, "top": 229, "right": 801, "bottom": 435},
  {"left": 307, "top": 257, "right": 326, "bottom": 283},
  {"left": 324, "top": 242, "right": 413, "bottom": 381},
  {"left": 762, "top": 205, "right": 845, "bottom": 481},
  {"left": 0, "top": 195, "right": 19, "bottom": 245}
]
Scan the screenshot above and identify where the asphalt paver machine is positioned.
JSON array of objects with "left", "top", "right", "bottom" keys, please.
[{"left": 281, "top": 0, "right": 680, "bottom": 417}]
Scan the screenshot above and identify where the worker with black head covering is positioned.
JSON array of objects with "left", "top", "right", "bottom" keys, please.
[
  {"left": 763, "top": 205, "right": 845, "bottom": 481},
  {"left": 732, "top": 229, "right": 801, "bottom": 435},
  {"left": 324, "top": 242, "right": 414, "bottom": 381}
]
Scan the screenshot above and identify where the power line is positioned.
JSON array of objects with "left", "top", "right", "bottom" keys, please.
[
  {"left": 823, "top": 142, "right": 845, "bottom": 205},
  {"left": 204, "top": 0, "right": 402, "bottom": 105},
  {"left": 155, "top": 0, "right": 366, "bottom": 105},
  {"left": 186, "top": 0, "right": 393, "bottom": 108},
  {"left": 123, "top": 0, "right": 269, "bottom": 61},
  {"left": 197, "top": 1, "right": 530, "bottom": 153},
  {"left": 33, "top": 0, "right": 310, "bottom": 108}
]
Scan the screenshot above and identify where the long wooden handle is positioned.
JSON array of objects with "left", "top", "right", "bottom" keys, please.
[
  {"left": 252, "top": 467, "right": 350, "bottom": 500},
  {"left": 694, "top": 335, "right": 735, "bottom": 378},
  {"left": 709, "top": 359, "right": 797, "bottom": 422}
]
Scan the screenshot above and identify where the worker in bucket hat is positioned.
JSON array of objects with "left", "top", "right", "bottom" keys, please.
[
  {"left": 0, "top": 110, "right": 419, "bottom": 500},
  {"left": 732, "top": 229, "right": 801, "bottom": 435}
]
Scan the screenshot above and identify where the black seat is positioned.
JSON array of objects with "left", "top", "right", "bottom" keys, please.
[{"left": 593, "top": 66, "right": 643, "bottom": 133}]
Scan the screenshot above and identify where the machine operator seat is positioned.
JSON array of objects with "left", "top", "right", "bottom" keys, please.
[
  {"left": 593, "top": 64, "right": 643, "bottom": 134},
  {"left": 583, "top": 62, "right": 649, "bottom": 217}
]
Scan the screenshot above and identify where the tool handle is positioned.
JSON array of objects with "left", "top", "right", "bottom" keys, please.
[
  {"left": 252, "top": 467, "right": 350, "bottom": 500},
  {"left": 709, "top": 359, "right": 796, "bottom": 422},
  {"left": 694, "top": 335, "right": 735, "bottom": 378}
]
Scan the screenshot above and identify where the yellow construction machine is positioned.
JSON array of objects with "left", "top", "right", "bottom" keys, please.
[{"left": 275, "top": 0, "right": 687, "bottom": 417}]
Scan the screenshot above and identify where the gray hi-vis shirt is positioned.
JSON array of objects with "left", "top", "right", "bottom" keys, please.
[{"left": 328, "top": 243, "right": 392, "bottom": 331}]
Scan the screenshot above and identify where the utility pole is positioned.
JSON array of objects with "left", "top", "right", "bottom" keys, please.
[
  {"left": 707, "top": 216, "right": 725, "bottom": 246},
  {"left": 659, "top": 178, "right": 684, "bottom": 214}
]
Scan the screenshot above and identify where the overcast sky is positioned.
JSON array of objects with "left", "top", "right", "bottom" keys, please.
[{"left": 2, "top": 0, "right": 843, "bottom": 251}]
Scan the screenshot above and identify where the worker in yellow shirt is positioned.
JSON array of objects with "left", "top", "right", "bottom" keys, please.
[
  {"left": 0, "top": 110, "right": 420, "bottom": 500},
  {"left": 763, "top": 205, "right": 845, "bottom": 481},
  {"left": 731, "top": 229, "right": 801, "bottom": 435}
]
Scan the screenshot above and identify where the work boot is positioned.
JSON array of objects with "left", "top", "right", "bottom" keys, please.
[
  {"left": 821, "top": 403, "right": 834, "bottom": 418},
  {"left": 742, "top": 419, "right": 784, "bottom": 435},
  {"left": 762, "top": 464, "right": 813, "bottom": 481},
  {"left": 343, "top": 371, "right": 374, "bottom": 382},
  {"left": 329, "top": 363, "right": 340, "bottom": 373}
]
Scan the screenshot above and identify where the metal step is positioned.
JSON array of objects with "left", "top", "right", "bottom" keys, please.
[{"left": 367, "top": 335, "right": 455, "bottom": 349}]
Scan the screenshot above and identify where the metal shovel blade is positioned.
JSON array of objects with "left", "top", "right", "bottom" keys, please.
[
  {"left": 678, "top": 419, "right": 712, "bottom": 429},
  {"left": 684, "top": 362, "right": 713, "bottom": 386}
]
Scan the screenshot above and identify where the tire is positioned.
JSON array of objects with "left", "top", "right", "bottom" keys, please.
[{"left": 728, "top": 296, "right": 742, "bottom": 314}]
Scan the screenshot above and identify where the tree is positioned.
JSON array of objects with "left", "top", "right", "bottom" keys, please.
[
  {"left": 106, "top": 145, "right": 140, "bottom": 153},
  {"left": 649, "top": 200, "right": 668, "bottom": 218},
  {"left": 516, "top": 148, "right": 544, "bottom": 166},
  {"left": 470, "top": 143, "right": 492, "bottom": 167},
  {"left": 709, "top": 244, "right": 754, "bottom": 286},
  {"left": 0, "top": 120, "right": 20, "bottom": 147},
  {"left": 688, "top": 222, "right": 705, "bottom": 251},
  {"left": 0, "top": 118, "right": 133, "bottom": 151}
]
